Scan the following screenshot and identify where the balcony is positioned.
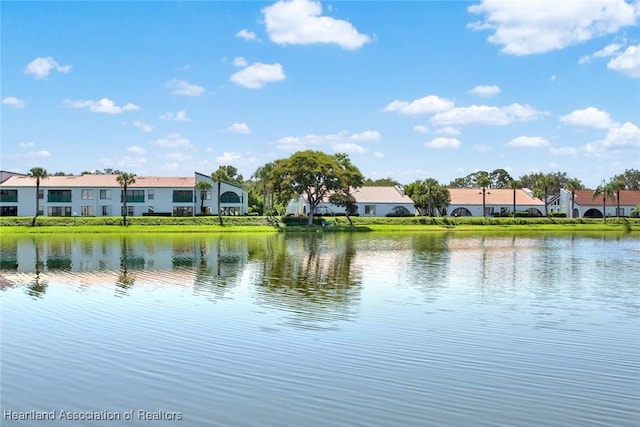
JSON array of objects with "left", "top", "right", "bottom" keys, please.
[
  {"left": 48, "top": 194, "right": 72, "bottom": 203},
  {"left": 172, "top": 195, "right": 193, "bottom": 203},
  {"left": 120, "top": 195, "right": 145, "bottom": 203},
  {"left": 0, "top": 195, "right": 18, "bottom": 203}
]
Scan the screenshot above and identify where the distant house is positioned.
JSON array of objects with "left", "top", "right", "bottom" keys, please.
[
  {"left": 447, "top": 188, "right": 545, "bottom": 217},
  {"left": 0, "top": 171, "right": 248, "bottom": 217},
  {"left": 552, "top": 189, "right": 640, "bottom": 218},
  {"left": 287, "top": 185, "right": 416, "bottom": 217}
]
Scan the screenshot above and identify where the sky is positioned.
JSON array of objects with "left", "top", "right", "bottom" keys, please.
[{"left": 1, "top": 0, "right": 639, "bottom": 189}]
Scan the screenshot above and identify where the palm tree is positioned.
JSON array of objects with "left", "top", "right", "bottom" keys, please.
[
  {"left": 211, "top": 168, "right": 230, "bottom": 226},
  {"left": 28, "top": 167, "right": 49, "bottom": 226},
  {"left": 565, "top": 178, "right": 582, "bottom": 218},
  {"left": 476, "top": 174, "right": 491, "bottom": 217},
  {"left": 536, "top": 175, "right": 554, "bottom": 216},
  {"left": 593, "top": 181, "right": 614, "bottom": 223},
  {"left": 609, "top": 179, "right": 625, "bottom": 217},
  {"left": 196, "top": 180, "right": 213, "bottom": 214},
  {"left": 508, "top": 179, "right": 521, "bottom": 218},
  {"left": 116, "top": 172, "right": 137, "bottom": 225}
]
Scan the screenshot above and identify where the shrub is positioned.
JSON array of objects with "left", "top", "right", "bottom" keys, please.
[{"left": 549, "top": 212, "right": 567, "bottom": 217}]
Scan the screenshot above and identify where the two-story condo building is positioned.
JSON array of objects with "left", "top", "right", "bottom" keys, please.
[{"left": 0, "top": 172, "right": 248, "bottom": 217}]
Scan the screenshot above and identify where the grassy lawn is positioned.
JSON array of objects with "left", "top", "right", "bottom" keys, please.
[{"left": 0, "top": 215, "right": 638, "bottom": 234}]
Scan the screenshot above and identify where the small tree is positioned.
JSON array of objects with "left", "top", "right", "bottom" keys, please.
[
  {"left": 593, "top": 181, "right": 614, "bottom": 223},
  {"left": 476, "top": 173, "right": 491, "bottom": 217},
  {"left": 609, "top": 179, "right": 625, "bottom": 217},
  {"left": 28, "top": 167, "right": 49, "bottom": 226},
  {"left": 535, "top": 175, "right": 554, "bottom": 216},
  {"left": 565, "top": 178, "right": 583, "bottom": 218},
  {"left": 271, "top": 151, "right": 364, "bottom": 226},
  {"left": 211, "top": 168, "right": 230, "bottom": 225},
  {"left": 117, "top": 172, "right": 137, "bottom": 225},
  {"left": 508, "top": 179, "right": 522, "bottom": 218},
  {"left": 196, "top": 180, "right": 213, "bottom": 214}
]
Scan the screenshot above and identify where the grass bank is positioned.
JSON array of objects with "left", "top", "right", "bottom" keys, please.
[{"left": 0, "top": 215, "right": 638, "bottom": 235}]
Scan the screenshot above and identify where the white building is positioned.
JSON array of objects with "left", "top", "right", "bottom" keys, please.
[
  {"left": 447, "top": 188, "right": 545, "bottom": 217},
  {"left": 0, "top": 172, "right": 248, "bottom": 217},
  {"left": 551, "top": 188, "right": 640, "bottom": 218},
  {"left": 287, "top": 186, "right": 416, "bottom": 217}
]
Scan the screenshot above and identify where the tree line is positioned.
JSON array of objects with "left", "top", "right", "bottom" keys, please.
[{"left": 23, "top": 153, "right": 640, "bottom": 225}]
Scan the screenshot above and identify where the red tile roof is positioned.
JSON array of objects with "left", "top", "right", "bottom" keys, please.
[
  {"left": 572, "top": 189, "right": 640, "bottom": 206},
  {"left": 0, "top": 174, "right": 196, "bottom": 188},
  {"left": 448, "top": 188, "right": 544, "bottom": 205}
]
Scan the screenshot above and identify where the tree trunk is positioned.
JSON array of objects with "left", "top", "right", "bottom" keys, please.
[
  {"left": 122, "top": 184, "right": 128, "bottom": 225},
  {"left": 571, "top": 191, "right": 575, "bottom": 218},
  {"left": 512, "top": 189, "right": 516, "bottom": 218},
  {"left": 482, "top": 187, "right": 486, "bottom": 217},
  {"left": 32, "top": 178, "right": 40, "bottom": 227},
  {"left": 217, "top": 181, "right": 223, "bottom": 226}
]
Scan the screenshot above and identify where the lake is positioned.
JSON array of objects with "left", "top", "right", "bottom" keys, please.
[{"left": 1, "top": 232, "right": 638, "bottom": 426}]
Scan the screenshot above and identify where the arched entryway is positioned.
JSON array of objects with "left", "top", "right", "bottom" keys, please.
[
  {"left": 526, "top": 208, "right": 543, "bottom": 217},
  {"left": 583, "top": 208, "right": 603, "bottom": 218},
  {"left": 451, "top": 207, "right": 472, "bottom": 217}
]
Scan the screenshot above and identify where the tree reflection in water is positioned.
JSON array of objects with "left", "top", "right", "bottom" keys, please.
[
  {"left": 252, "top": 234, "right": 362, "bottom": 330},
  {"left": 26, "top": 238, "right": 47, "bottom": 299},
  {"left": 115, "top": 237, "right": 136, "bottom": 295}
]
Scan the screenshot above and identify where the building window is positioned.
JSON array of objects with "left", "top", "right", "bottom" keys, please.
[
  {"left": 100, "top": 189, "right": 111, "bottom": 200},
  {"left": 220, "top": 191, "right": 240, "bottom": 203},
  {"left": 172, "top": 190, "right": 193, "bottom": 203},
  {"left": 148, "top": 206, "right": 154, "bottom": 214},
  {"left": 81, "top": 189, "right": 94, "bottom": 200},
  {"left": 500, "top": 207, "right": 510, "bottom": 216},
  {"left": 47, "top": 190, "right": 72, "bottom": 203},
  {"left": 38, "top": 189, "right": 44, "bottom": 200},
  {"left": 121, "top": 190, "right": 145, "bottom": 203},
  {"left": 101, "top": 206, "right": 111, "bottom": 216},
  {"left": 365, "top": 205, "right": 376, "bottom": 215},
  {"left": 121, "top": 206, "right": 135, "bottom": 216},
  {"left": 173, "top": 206, "right": 193, "bottom": 217},
  {"left": 484, "top": 207, "right": 495, "bottom": 216},
  {"left": 0, "top": 206, "right": 18, "bottom": 216},
  {"left": 81, "top": 206, "right": 94, "bottom": 216},
  {"left": 48, "top": 206, "right": 72, "bottom": 217},
  {"left": 0, "top": 190, "right": 18, "bottom": 203},
  {"left": 205, "top": 191, "right": 212, "bottom": 200},
  {"left": 148, "top": 189, "right": 154, "bottom": 200}
]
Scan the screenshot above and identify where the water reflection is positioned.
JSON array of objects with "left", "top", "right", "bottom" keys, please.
[{"left": 251, "top": 234, "right": 363, "bottom": 329}]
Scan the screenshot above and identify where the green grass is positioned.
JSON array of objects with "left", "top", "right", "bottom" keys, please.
[{"left": 0, "top": 215, "right": 638, "bottom": 235}]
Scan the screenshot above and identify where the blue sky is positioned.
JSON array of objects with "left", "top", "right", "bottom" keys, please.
[{"left": 2, "top": 0, "right": 639, "bottom": 189}]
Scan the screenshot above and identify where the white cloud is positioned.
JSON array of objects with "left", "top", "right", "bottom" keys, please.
[
  {"left": 274, "top": 129, "right": 378, "bottom": 151},
  {"left": 18, "top": 141, "right": 34, "bottom": 148},
  {"left": 127, "top": 146, "right": 147, "bottom": 155},
  {"left": 373, "top": 152, "right": 384, "bottom": 158},
  {"left": 601, "top": 122, "right": 640, "bottom": 148},
  {"left": 332, "top": 142, "right": 366, "bottom": 153},
  {"left": 436, "top": 126, "right": 461, "bottom": 135},
  {"left": 24, "top": 57, "right": 71, "bottom": 79},
  {"left": 351, "top": 130, "right": 380, "bottom": 142},
  {"left": 153, "top": 132, "right": 193, "bottom": 149},
  {"left": 165, "top": 78, "right": 205, "bottom": 96},
  {"left": 132, "top": 121, "right": 153, "bottom": 133},
  {"left": 216, "top": 151, "right": 242, "bottom": 163},
  {"left": 383, "top": 95, "right": 455, "bottom": 115},
  {"left": 160, "top": 111, "right": 190, "bottom": 121},
  {"left": 430, "top": 103, "right": 544, "bottom": 126},
  {"left": 414, "top": 125, "right": 429, "bottom": 134},
  {"left": 579, "top": 42, "right": 624, "bottom": 64},
  {"left": 2, "top": 97, "right": 26, "bottom": 108},
  {"left": 560, "top": 107, "right": 616, "bottom": 129},
  {"left": 607, "top": 44, "right": 640, "bottom": 78},
  {"left": 227, "top": 122, "right": 252, "bottom": 134},
  {"left": 467, "top": 85, "right": 501, "bottom": 97},
  {"left": 504, "top": 136, "right": 550, "bottom": 148},
  {"left": 468, "top": 0, "right": 639, "bottom": 55},
  {"left": 233, "top": 56, "right": 248, "bottom": 67},
  {"left": 550, "top": 146, "right": 579, "bottom": 155},
  {"left": 424, "top": 137, "right": 461, "bottom": 149},
  {"left": 263, "top": 0, "right": 371, "bottom": 50},
  {"left": 64, "top": 98, "right": 140, "bottom": 114},
  {"left": 230, "top": 62, "right": 286, "bottom": 89},
  {"left": 236, "top": 29, "right": 257, "bottom": 41}
]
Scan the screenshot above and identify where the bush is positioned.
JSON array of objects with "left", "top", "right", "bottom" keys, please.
[
  {"left": 143, "top": 212, "right": 172, "bottom": 217},
  {"left": 549, "top": 212, "right": 567, "bottom": 217},
  {"left": 515, "top": 211, "right": 531, "bottom": 217},
  {"left": 282, "top": 216, "right": 323, "bottom": 226}
]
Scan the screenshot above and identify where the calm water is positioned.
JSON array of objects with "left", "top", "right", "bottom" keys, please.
[{"left": 1, "top": 232, "right": 638, "bottom": 426}]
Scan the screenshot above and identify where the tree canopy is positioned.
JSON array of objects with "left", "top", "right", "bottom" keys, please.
[
  {"left": 612, "top": 168, "right": 640, "bottom": 190},
  {"left": 449, "top": 169, "right": 512, "bottom": 189},
  {"left": 271, "top": 150, "right": 364, "bottom": 225},
  {"left": 404, "top": 178, "right": 450, "bottom": 217}
]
